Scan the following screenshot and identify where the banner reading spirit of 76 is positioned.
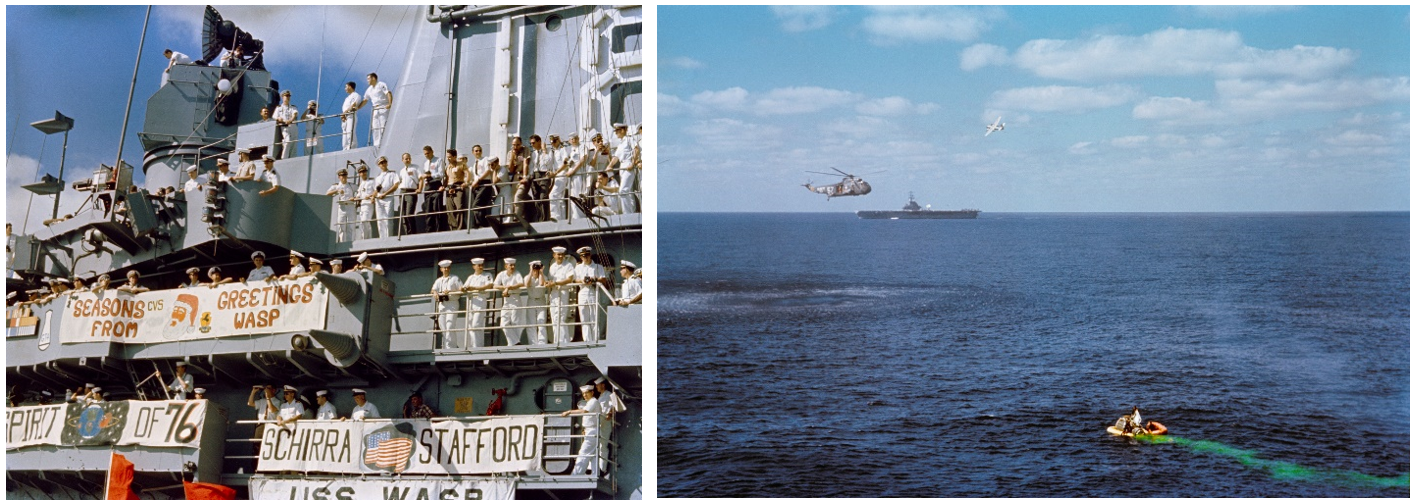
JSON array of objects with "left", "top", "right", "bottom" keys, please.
[{"left": 60, "top": 279, "right": 328, "bottom": 344}]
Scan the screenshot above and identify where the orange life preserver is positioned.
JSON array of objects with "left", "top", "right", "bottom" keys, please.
[{"left": 1146, "top": 421, "right": 1167, "bottom": 435}]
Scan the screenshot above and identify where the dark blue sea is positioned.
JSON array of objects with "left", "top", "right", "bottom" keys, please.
[{"left": 658, "top": 212, "right": 1410, "bottom": 497}]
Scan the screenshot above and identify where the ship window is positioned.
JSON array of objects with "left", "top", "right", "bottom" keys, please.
[
  {"left": 610, "top": 81, "right": 642, "bottom": 126},
  {"left": 545, "top": 15, "right": 562, "bottom": 32},
  {"left": 611, "top": 23, "right": 642, "bottom": 53}
]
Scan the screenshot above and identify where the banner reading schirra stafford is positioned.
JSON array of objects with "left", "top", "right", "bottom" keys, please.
[
  {"left": 249, "top": 476, "right": 516, "bottom": 500},
  {"left": 59, "top": 278, "right": 328, "bottom": 344},
  {"left": 258, "top": 417, "right": 544, "bottom": 475}
]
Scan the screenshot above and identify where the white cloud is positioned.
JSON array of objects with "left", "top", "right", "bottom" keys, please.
[
  {"left": 666, "top": 56, "right": 705, "bottom": 70},
  {"left": 755, "top": 87, "right": 860, "bottom": 115},
  {"left": 1110, "top": 135, "right": 1150, "bottom": 148},
  {"left": 660, "top": 93, "right": 687, "bottom": 117},
  {"left": 861, "top": 6, "right": 1005, "bottom": 45},
  {"left": 690, "top": 87, "right": 751, "bottom": 111},
  {"left": 157, "top": 5, "right": 416, "bottom": 74},
  {"left": 1011, "top": 28, "right": 1355, "bottom": 81},
  {"left": 771, "top": 6, "right": 836, "bottom": 32},
  {"left": 989, "top": 85, "right": 1140, "bottom": 113},
  {"left": 1324, "top": 130, "right": 1390, "bottom": 147},
  {"left": 1135, "top": 77, "right": 1411, "bottom": 126},
  {"left": 960, "top": 43, "right": 1009, "bottom": 71},
  {"left": 819, "top": 115, "right": 897, "bottom": 140},
  {"left": 856, "top": 96, "right": 938, "bottom": 116},
  {"left": 1068, "top": 141, "right": 1097, "bottom": 155},
  {"left": 682, "top": 118, "right": 784, "bottom": 152},
  {"left": 6, "top": 154, "right": 88, "bottom": 235},
  {"left": 1132, "top": 96, "right": 1224, "bottom": 123}
]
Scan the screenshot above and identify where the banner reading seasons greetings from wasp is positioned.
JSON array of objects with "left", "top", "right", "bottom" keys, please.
[
  {"left": 256, "top": 416, "right": 544, "bottom": 475},
  {"left": 5, "top": 400, "right": 207, "bottom": 450},
  {"left": 59, "top": 279, "right": 329, "bottom": 344}
]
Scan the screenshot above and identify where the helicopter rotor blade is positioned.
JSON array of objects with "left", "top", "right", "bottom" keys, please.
[
  {"left": 805, "top": 171, "right": 842, "bottom": 177},
  {"left": 830, "top": 167, "right": 854, "bottom": 177}
]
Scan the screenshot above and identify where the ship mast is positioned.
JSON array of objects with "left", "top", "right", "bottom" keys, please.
[{"left": 115, "top": 6, "right": 152, "bottom": 172}]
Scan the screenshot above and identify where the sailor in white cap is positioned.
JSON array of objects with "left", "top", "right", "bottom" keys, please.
[
  {"left": 279, "top": 250, "right": 306, "bottom": 280},
  {"left": 274, "top": 90, "right": 299, "bottom": 159},
  {"left": 302, "top": 257, "right": 324, "bottom": 278},
  {"left": 494, "top": 257, "right": 527, "bottom": 345},
  {"left": 560, "top": 384, "right": 603, "bottom": 475},
  {"left": 574, "top": 246, "right": 609, "bottom": 342},
  {"left": 183, "top": 165, "right": 203, "bottom": 193},
  {"left": 459, "top": 258, "right": 493, "bottom": 347},
  {"left": 564, "top": 133, "right": 591, "bottom": 221},
  {"left": 547, "top": 246, "right": 577, "bottom": 343},
  {"left": 276, "top": 385, "right": 306, "bottom": 427},
  {"left": 206, "top": 266, "right": 233, "bottom": 288},
  {"left": 257, "top": 155, "right": 281, "bottom": 196},
  {"left": 315, "top": 390, "right": 338, "bottom": 420},
  {"left": 183, "top": 267, "right": 203, "bottom": 288},
  {"left": 215, "top": 158, "right": 233, "bottom": 182},
  {"left": 354, "top": 163, "right": 377, "bottom": 239},
  {"left": 501, "top": 135, "right": 528, "bottom": 224},
  {"left": 87, "top": 386, "right": 105, "bottom": 404},
  {"left": 192, "top": 388, "right": 207, "bottom": 400},
  {"left": 247, "top": 251, "right": 275, "bottom": 282},
  {"left": 617, "top": 260, "right": 642, "bottom": 306},
  {"left": 168, "top": 361, "right": 195, "bottom": 400},
  {"left": 373, "top": 156, "right": 402, "bottom": 238},
  {"left": 431, "top": 259, "right": 462, "bottom": 349},
  {"left": 233, "top": 149, "right": 257, "bottom": 182},
  {"left": 349, "top": 389, "right": 380, "bottom": 420},
  {"left": 326, "top": 168, "right": 358, "bottom": 242},
  {"left": 248, "top": 383, "right": 283, "bottom": 437},
  {"left": 353, "top": 251, "right": 384, "bottom": 275},
  {"left": 329, "top": 259, "right": 345, "bottom": 274},
  {"left": 524, "top": 260, "right": 551, "bottom": 344},
  {"left": 117, "top": 270, "right": 150, "bottom": 294},
  {"left": 94, "top": 273, "right": 112, "bottom": 292}
]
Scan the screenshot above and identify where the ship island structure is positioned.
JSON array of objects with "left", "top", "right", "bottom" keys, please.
[
  {"left": 5, "top": 5, "right": 643, "bottom": 499},
  {"left": 856, "top": 193, "right": 978, "bottom": 219}
]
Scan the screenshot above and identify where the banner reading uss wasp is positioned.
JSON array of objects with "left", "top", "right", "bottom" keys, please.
[
  {"left": 59, "top": 279, "right": 328, "bottom": 344},
  {"left": 257, "top": 417, "right": 542, "bottom": 475}
]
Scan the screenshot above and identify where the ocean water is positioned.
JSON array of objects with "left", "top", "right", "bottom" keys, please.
[{"left": 658, "top": 212, "right": 1410, "bottom": 497}]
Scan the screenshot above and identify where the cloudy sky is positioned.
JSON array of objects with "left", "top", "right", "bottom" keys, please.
[
  {"left": 660, "top": 5, "right": 1410, "bottom": 212},
  {"left": 6, "top": 5, "right": 417, "bottom": 233}
]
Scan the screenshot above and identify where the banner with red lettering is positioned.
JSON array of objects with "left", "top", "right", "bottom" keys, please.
[
  {"left": 257, "top": 417, "right": 544, "bottom": 475},
  {"left": 59, "top": 279, "right": 328, "bottom": 344}
]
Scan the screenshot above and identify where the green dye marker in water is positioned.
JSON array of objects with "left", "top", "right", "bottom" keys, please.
[{"left": 1135, "top": 435, "right": 1409, "bottom": 490}]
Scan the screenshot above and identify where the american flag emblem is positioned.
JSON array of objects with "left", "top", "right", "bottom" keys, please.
[{"left": 363, "top": 427, "right": 414, "bottom": 472}]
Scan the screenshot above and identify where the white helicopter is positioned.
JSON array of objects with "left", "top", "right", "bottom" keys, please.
[
  {"left": 803, "top": 167, "right": 876, "bottom": 200},
  {"left": 985, "top": 116, "right": 1005, "bottom": 137}
]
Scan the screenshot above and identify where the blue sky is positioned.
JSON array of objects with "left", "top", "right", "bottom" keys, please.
[
  {"left": 660, "top": 5, "right": 1411, "bottom": 212},
  {"left": 6, "top": 5, "right": 417, "bottom": 232}
]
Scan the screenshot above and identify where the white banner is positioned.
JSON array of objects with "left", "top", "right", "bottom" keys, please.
[
  {"left": 250, "top": 476, "right": 516, "bottom": 500},
  {"left": 258, "top": 417, "right": 543, "bottom": 475},
  {"left": 117, "top": 400, "right": 207, "bottom": 447},
  {"left": 60, "top": 279, "right": 328, "bottom": 344},
  {"left": 5, "top": 404, "right": 65, "bottom": 450}
]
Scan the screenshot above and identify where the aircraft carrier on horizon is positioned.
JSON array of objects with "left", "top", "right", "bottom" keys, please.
[
  {"left": 6, "top": 5, "right": 643, "bottom": 499},
  {"left": 857, "top": 193, "right": 979, "bottom": 220}
]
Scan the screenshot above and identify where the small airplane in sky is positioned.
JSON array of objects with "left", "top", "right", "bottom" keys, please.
[
  {"left": 803, "top": 167, "right": 875, "bottom": 199},
  {"left": 985, "top": 116, "right": 1005, "bottom": 137}
]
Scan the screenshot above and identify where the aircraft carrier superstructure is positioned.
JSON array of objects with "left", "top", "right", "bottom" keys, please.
[
  {"left": 6, "top": 5, "right": 642, "bottom": 499},
  {"left": 857, "top": 193, "right": 979, "bottom": 220}
]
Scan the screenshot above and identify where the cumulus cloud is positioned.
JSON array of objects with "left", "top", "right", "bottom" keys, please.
[
  {"left": 856, "top": 96, "right": 939, "bottom": 116},
  {"left": 1324, "top": 130, "right": 1391, "bottom": 147},
  {"left": 1068, "top": 141, "right": 1097, "bottom": 155},
  {"left": 690, "top": 87, "right": 751, "bottom": 111},
  {"left": 1011, "top": 28, "right": 1355, "bottom": 81},
  {"left": 6, "top": 154, "right": 88, "bottom": 235},
  {"left": 819, "top": 115, "right": 897, "bottom": 140},
  {"left": 157, "top": 5, "right": 417, "bottom": 73},
  {"left": 683, "top": 118, "right": 784, "bottom": 152},
  {"left": 862, "top": 6, "right": 1005, "bottom": 45},
  {"left": 1136, "top": 77, "right": 1410, "bottom": 125},
  {"left": 660, "top": 93, "right": 687, "bottom": 117},
  {"left": 666, "top": 56, "right": 705, "bottom": 69},
  {"left": 960, "top": 43, "right": 1009, "bottom": 71},
  {"left": 755, "top": 87, "right": 861, "bottom": 115},
  {"left": 771, "top": 6, "right": 836, "bottom": 32},
  {"left": 989, "top": 85, "right": 1140, "bottom": 113}
]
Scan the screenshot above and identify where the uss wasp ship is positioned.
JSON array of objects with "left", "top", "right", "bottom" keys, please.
[
  {"left": 6, "top": 5, "right": 642, "bottom": 499},
  {"left": 857, "top": 193, "right": 978, "bottom": 220}
]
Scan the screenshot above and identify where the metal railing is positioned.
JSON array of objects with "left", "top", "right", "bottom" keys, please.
[
  {"left": 329, "top": 179, "right": 640, "bottom": 242},
  {"left": 394, "top": 287, "right": 612, "bottom": 352}
]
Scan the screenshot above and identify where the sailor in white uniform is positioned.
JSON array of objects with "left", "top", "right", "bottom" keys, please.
[
  {"left": 183, "top": 267, "right": 204, "bottom": 288},
  {"left": 182, "top": 165, "right": 203, "bottom": 193},
  {"left": 524, "top": 260, "right": 551, "bottom": 344},
  {"left": 547, "top": 246, "right": 577, "bottom": 344},
  {"left": 315, "top": 390, "right": 337, "bottom": 420},
  {"left": 276, "top": 385, "right": 306, "bottom": 428},
  {"left": 373, "top": 156, "right": 401, "bottom": 238},
  {"left": 248, "top": 384, "right": 282, "bottom": 437},
  {"left": 354, "top": 165, "right": 377, "bottom": 239},
  {"left": 617, "top": 260, "right": 642, "bottom": 306},
  {"left": 340, "top": 82, "right": 361, "bottom": 150},
  {"left": 431, "top": 259, "right": 462, "bottom": 349},
  {"left": 167, "top": 362, "right": 194, "bottom": 400},
  {"left": 349, "top": 389, "right": 380, "bottom": 420},
  {"left": 256, "top": 155, "right": 280, "bottom": 196},
  {"left": 610, "top": 123, "right": 639, "bottom": 214},
  {"left": 561, "top": 385, "right": 602, "bottom": 475},
  {"left": 494, "top": 257, "right": 526, "bottom": 345},
  {"left": 246, "top": 251, "right": 275, "bottom": 282},
  {"left": 162, "top": 49, "right": 191, "bottom": 86},
  {"left": 573, "top": 247, "right": 608, "bottom": 342},
  {"left": 363, "top": 73, "right": 393, "bottom": 149},
  {"left": 460, "top": 258, "right": 493, "bottom": 348},
  {"left": 324, "top": 169, "right": 356, "bottom": 241},
  {"left": 273, "top": 90, "right": 299, "bottom": 159},
  {"left": 564, "top": 134, "right": 591, "bottom": 222},
  {"left": 281, "top": 251, "right": 306, "bottom": 280}
]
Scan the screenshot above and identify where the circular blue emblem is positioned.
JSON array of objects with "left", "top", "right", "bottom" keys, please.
[{"left": 78, "top": 405, "right": 106, "bottom": 438}]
